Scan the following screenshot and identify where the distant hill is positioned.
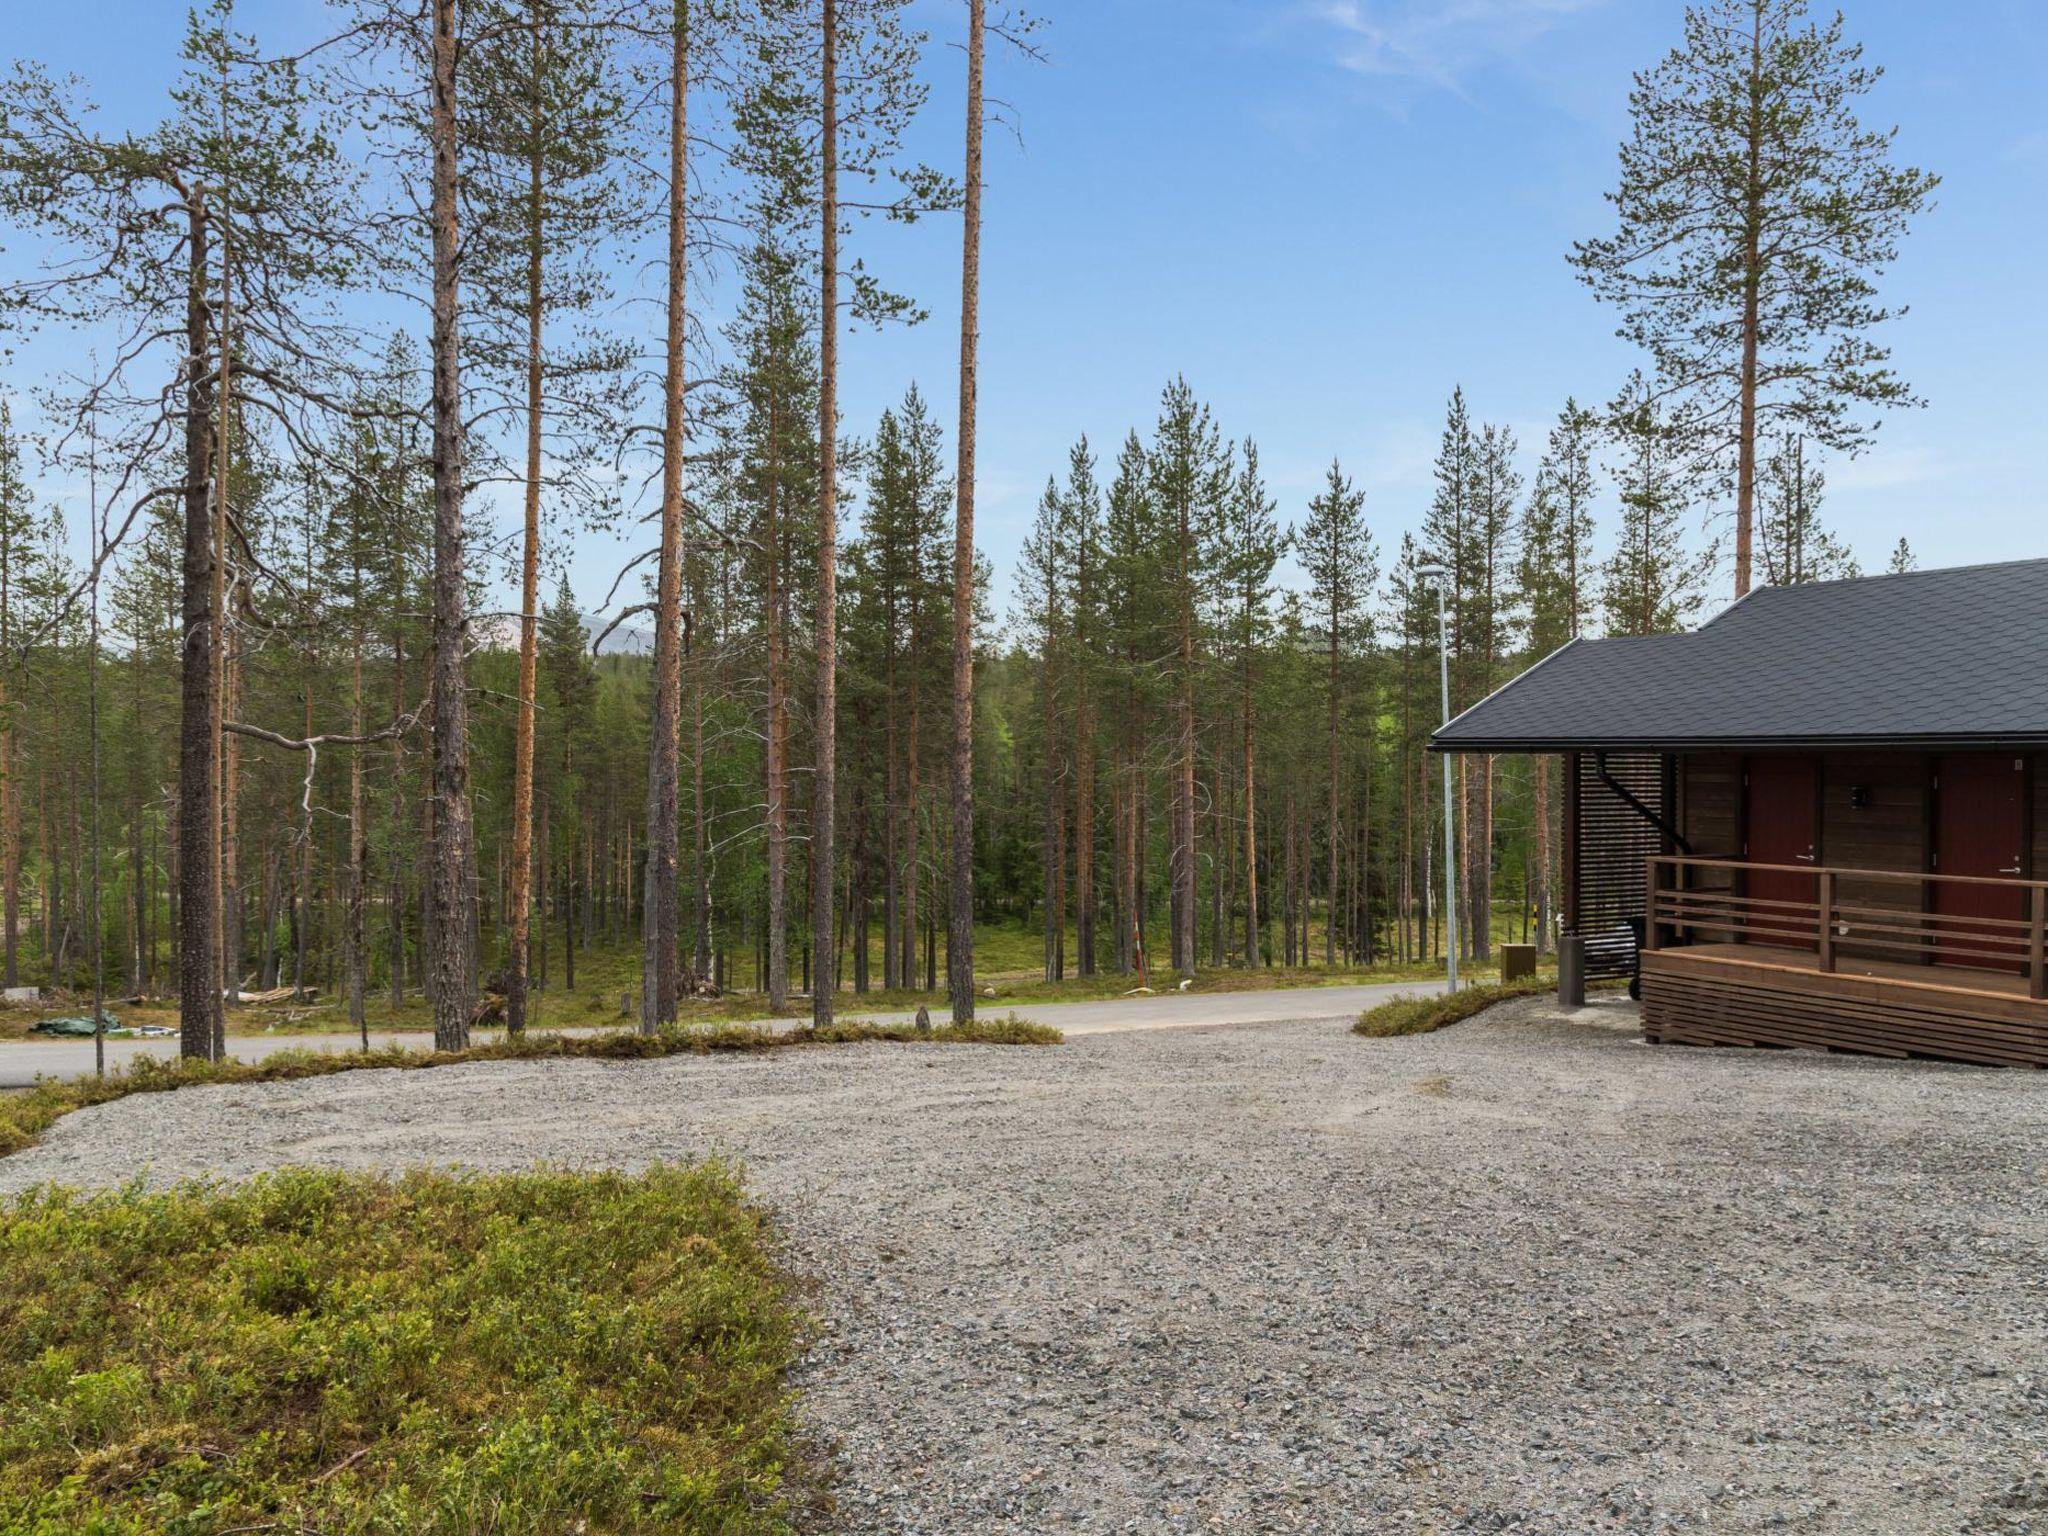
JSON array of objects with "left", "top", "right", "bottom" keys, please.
[{"left": 469, "top": 610, "right": 654, "bottom": 657}]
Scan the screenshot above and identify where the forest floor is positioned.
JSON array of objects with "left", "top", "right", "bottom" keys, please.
[
  {"left": 6, "top": 993, "right": 2041, "bottom": 1533},
  {"left": 0, "top": 918, "right": 1541, "bottom": 1042}
]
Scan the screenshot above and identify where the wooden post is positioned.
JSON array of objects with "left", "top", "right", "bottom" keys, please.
[
  {"left": 2030, "top": 886, "right": 2046, "bottom": 1002},
  {"left": 1644, "top": 856, "right": 1664, "bottom": 951},
  {"left": 1817, "top": 870, "right": 1835, "bottom": 973}
]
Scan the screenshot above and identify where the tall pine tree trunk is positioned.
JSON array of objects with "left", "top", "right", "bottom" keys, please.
[
  {"left": 902, "top": 684, "right": 919, "bottom": 991},
  {"left": 1325, "top": 623, "right": 1340, "bottom": 968},
  {"left": 427, "top": 0, "right": 477, "bottom": 1050},
  {"left": 1173, "top": 603, "right": 1195, "bottom": 977},
  {"left": 690, "top": 606, "right": 710, "bottom": 979},
  {"left": 212, "top": 222, "right": 238, "bottom": 1055},
  {"left": 508, "top": 7, "right": 546, "bottom": 1036},
  {"left": 882, "top": 620, "right": 900, "bottom": 989},
  {"left": 348, "top": 600, "right": 367, "bottom": 1047},
  {"left": 946, "top": 0, "right": 984, "bottom": 1022},
  {"left": 812, "top": 0, "right": 840, "bottom": 1027},
  {"left": 1242, "top": 660, "right": 1259, "bottom": 969},
  {"left": 0, "top": 530, "right": 14, "bottom": 988},
  {"left": 641, "top": 0, "right": 689, "bottom": 1032},
  {"left": 1073, "top": 649, "right": 1095, "bottom": 977},
  {"left": 1733, "top": 8, "right": 1764, "bottom": 600},
  {"left": 220, "top": 639, "right": 242, "bottom": 1017},
  {"left": 1040, "top": 646, "right": 1058, "bottom": 980},
  {"left": 177, "top": 198, "right": 220, "bottom": 1058},
  {"left": 387, "top": 547, "right": 407, "bottom": 1011},
  {"left": 765, "top": 451, "right": 789, "bottom": 1012}
]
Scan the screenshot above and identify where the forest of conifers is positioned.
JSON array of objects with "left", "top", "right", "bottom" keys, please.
[{"left": 0, "top": 0, "right": 1933, "bottom": 1053}]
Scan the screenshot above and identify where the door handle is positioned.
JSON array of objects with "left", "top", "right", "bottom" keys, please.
[{"left": 2000, "top": 865, "right": 2023, "bottom": 875}]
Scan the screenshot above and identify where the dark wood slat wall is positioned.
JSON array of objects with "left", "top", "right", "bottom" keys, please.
[
  {"left": 1679, "top": 753, "right": 1741, "bottom": 906},
  {"left": 1679, "top": 753, "right": 1740, "bottom": 854},
  {"left": 1573, "top": 752, "right": 1669, "bottom": 981}
]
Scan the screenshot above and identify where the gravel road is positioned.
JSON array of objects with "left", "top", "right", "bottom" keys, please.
[
  {"left": 0, "top": 978, "right": 1444, "bottom": 1085},
  {"left": 6, "top": 994, "right": 2045, "bottom": 1534}
]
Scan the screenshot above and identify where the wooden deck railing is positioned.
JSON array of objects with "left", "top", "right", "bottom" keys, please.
[{"left": 1645, "top": 855, "right": 2048, "bottom": 1002}]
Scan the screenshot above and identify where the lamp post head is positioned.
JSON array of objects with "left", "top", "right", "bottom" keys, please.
[{"left": 1415, "top": 564, "right": 1449, "bottom": 584}]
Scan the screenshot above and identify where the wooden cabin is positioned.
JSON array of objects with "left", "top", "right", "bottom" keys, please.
[{"left": 1433, "top": 558, "right": 2048, "bottom": 1067}]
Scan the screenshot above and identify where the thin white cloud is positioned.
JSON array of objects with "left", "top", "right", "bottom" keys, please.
[
  {"left": 1306, "top": 0, "right": 1607, "bottom": 94},
  {"left": 2007, "top": 127, "right": 2048, "bottom": 166},
  {"left": 1827, "top": 442, "right": 1947, "bottom": 493}
]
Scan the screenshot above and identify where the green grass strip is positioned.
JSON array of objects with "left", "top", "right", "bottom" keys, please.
[
  {"left": 1, "top": 1013, "right": 1060, "bottom": 1159},
  {"left": 1351, "top": 976, "right": 1555, "bottom": 1038}
]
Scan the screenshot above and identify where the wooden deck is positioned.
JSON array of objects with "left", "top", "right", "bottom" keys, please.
[{"left": 1641, "top": 944, "right": 2048, "bottom": 1068}]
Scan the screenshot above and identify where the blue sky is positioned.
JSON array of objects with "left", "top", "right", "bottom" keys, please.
[{"left": 6, "top": 0, "right": 2045, "bottom": 621}]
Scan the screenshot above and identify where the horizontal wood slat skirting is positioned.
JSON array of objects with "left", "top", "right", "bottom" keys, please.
[{"left": 1641, "top": 950, "right": 2048, "bottom": 1068}]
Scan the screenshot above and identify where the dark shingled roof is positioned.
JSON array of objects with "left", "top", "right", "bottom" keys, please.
[{"left": 1433, "top": 557, "right": 2048, "bottom": 752}]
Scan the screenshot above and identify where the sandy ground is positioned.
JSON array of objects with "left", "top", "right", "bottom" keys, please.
[{"left": 5, "top": 994, "right": 2045, "bottom": 1534}]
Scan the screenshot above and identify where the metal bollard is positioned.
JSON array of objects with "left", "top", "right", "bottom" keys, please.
[{"left": 1558, "top": 934, "right": 1586, "bottom": 1008}]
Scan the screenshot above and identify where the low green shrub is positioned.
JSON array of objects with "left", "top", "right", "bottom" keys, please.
[
  {"left": 1, "top": 1014, "right": 1060, "bottom": 1159},
  {"left": 1351, "top": 976, "right": 1554, "bottom": 1038},
  {"left": 0, "top": 1163, "right": 811, "bottom": 1533}
]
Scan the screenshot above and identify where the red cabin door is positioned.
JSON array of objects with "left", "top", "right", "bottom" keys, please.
[
  {"left": 1744, "top": 756, "right": 1819, "bottom": 949},
  {"left": 1933, "top": 755, "right": 2028, "bottom": 973}
]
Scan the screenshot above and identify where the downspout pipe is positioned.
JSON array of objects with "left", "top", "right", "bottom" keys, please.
[
  {"left": 1595, "top": 751, "right": 1691, "bottom": 855},
  {"left": 1595, "top": 750, "right": 1690, "bottom": 1001}
]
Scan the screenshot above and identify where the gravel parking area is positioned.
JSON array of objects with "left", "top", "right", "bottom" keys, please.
[{"left": 5, "top": 994, "right": 2045, "bottom": 1534}]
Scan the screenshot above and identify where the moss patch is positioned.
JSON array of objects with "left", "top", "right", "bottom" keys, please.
[{"left": 0, "top": 1164, "right": 811, "bottom": 1533}]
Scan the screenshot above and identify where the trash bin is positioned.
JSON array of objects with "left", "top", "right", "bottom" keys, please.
[{"left": 1501, "top": 942, "right": 1537, "bottom": 982}]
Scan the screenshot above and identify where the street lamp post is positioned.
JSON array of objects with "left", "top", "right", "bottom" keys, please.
[{"left": 1416, "top": 566, "right": 1458, "bottom": 993}]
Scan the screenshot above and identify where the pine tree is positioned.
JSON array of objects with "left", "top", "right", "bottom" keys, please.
[
  {"left": 1456, "top": 422, "right": 1520, "bottom": 964},
  {"left": 723, "top": 236, "right": 820, "bottom": 1013},
  {"left": 1519, "top": 401, "right": 1600, "bottom": 953},
  {"left": 1604, "top": 376, "right": 1709, "bottom": 637},
  {"left": 1220, "top": 441, "right": 1279, "bottom": 968},
  {"left": 1296, "top": 460, "right": 1375, "bottom": 968},
  {"left": 1100, "top": 430, "right": 1161, "bottom": 978},
  {"left": 1063, "top": 438, "right": 1103, "bottom": 977},
  {"left": 466, "top": 0, "right": 631, "bottom": 1034},
  {"left": 1572, "top": 0, "right": 1937, "bottom": 597},
  {"left": 1526, "top": 399, "right": 1599, "bottom": 648},
  {"left": 1759, "top": 435, "right": 1858, "bottom": 584},
  {"left": 1148, "top": 377, "right": 1227, "bottom": 977},
  {"left": 2, "top": 4, "right": 362, "bottom": 1054},
  {"left": 540, "top": 574, "right": 596, "bottom": 991},
  {"left": 0, "top": 402, "right": 41, "bottom": 990},
  {"left": 1017, "top": 476, "right": 1069, "bottom": 979},
  {"left": 947, "top": 0, "right": 986, "bottom": 1022}
]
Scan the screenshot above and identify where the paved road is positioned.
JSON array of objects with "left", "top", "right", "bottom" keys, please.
[{"left": 0, "top": 978, "right": 1449, "bottom": 1086}]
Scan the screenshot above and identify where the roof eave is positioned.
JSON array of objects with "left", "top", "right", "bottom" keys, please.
[{"left": 1431, "top": 733, "right": 2048, "bottom": 755}]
